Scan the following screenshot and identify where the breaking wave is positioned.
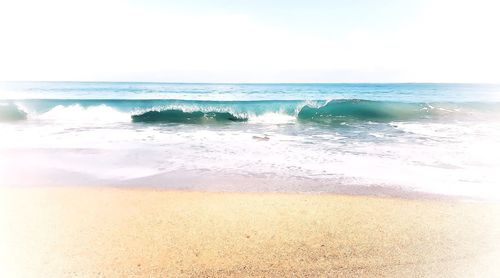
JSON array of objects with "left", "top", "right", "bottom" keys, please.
[
  {"left": 298, "top": 99, "right": 448, "bottom": 123},
  {"left": 131, "top": 110, "right": 247, "bottom": 123},
  {"left": 3, "top": 99, "right": 497, "bottom": 125},
  {"left": 0, "top": 103, "right": 27, "bottom": 122}
]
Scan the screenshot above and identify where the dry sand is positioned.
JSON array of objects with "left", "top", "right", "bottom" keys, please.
[{"left": 1, "top": 187, "right": 500, "bottom": 277}]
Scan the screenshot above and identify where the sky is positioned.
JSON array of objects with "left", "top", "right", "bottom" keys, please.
[{"left": 0, "top": 0, "right": 499, "bottom": 83}]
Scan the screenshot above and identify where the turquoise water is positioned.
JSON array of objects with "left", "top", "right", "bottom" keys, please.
[
  {"left": 3, "top": 98, "right": 498, "bottom": 124},
  {"left": 1, "top": 82, "right": 499, "bottom": 198},
  {"left": 2, "top": 82, "right": 500, "bottom": 102}
]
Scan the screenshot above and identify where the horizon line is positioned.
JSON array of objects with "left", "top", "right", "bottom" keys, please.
[{"left": 2, "top": 81, "right": 499, "bottom": 86}]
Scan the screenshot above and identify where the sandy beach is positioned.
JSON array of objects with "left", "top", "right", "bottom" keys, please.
[{"left": 1, "top": 187, "right": 499, "bottom": 277}]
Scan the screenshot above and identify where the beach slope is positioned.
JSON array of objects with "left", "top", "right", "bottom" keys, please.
[{"left": 1, "top": 187, "right": 499, "bottom": 277}]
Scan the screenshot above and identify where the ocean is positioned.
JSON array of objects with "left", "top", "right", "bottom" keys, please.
[{"left": 1, "top": 82, "right": 499, "bottom": 199}]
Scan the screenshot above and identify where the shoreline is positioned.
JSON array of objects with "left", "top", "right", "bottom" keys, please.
[
  {"left": 1, "top": 186, "right": 500, "bottom": 277},
  {"left": 0, "top": 182, "right": 488, "bottom": 202}
]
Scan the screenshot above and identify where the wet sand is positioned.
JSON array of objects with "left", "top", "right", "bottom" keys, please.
[{"left": 1, "top": 186, "right": 500, "bottom": 277}]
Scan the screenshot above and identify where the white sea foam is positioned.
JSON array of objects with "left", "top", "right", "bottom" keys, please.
[
  {"left": 37, "top": 104, "right": 130, "bottom": 124},
  {"left": 248, "top": 112, "right": 296, "bottom": 124}
]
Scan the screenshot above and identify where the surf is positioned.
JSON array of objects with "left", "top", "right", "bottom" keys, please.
[
  {"left": 0, "top": 103, "right": 27, "bottom": 122},
  {"left": 297, "top": 99, "right": 438, "bottom": 123},
  {"left": 2, "top": 99, "right": 497, "bottom": 125},
  {"left": 131, "top": 109, "right": 248, "bottom": 123}
]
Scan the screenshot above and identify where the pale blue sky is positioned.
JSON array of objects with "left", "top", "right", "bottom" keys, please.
[{"left": 0, "top": 0, "right": 499, "bottom": 82}]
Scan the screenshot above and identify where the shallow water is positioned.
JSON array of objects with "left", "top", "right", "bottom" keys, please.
[{"left": 1, "top": 82, "right": 499, "bottom": 199}]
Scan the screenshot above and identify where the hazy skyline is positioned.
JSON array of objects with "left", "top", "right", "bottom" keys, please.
[{"left": 0, "top": 0, "right": 499, "bottom": 83}]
